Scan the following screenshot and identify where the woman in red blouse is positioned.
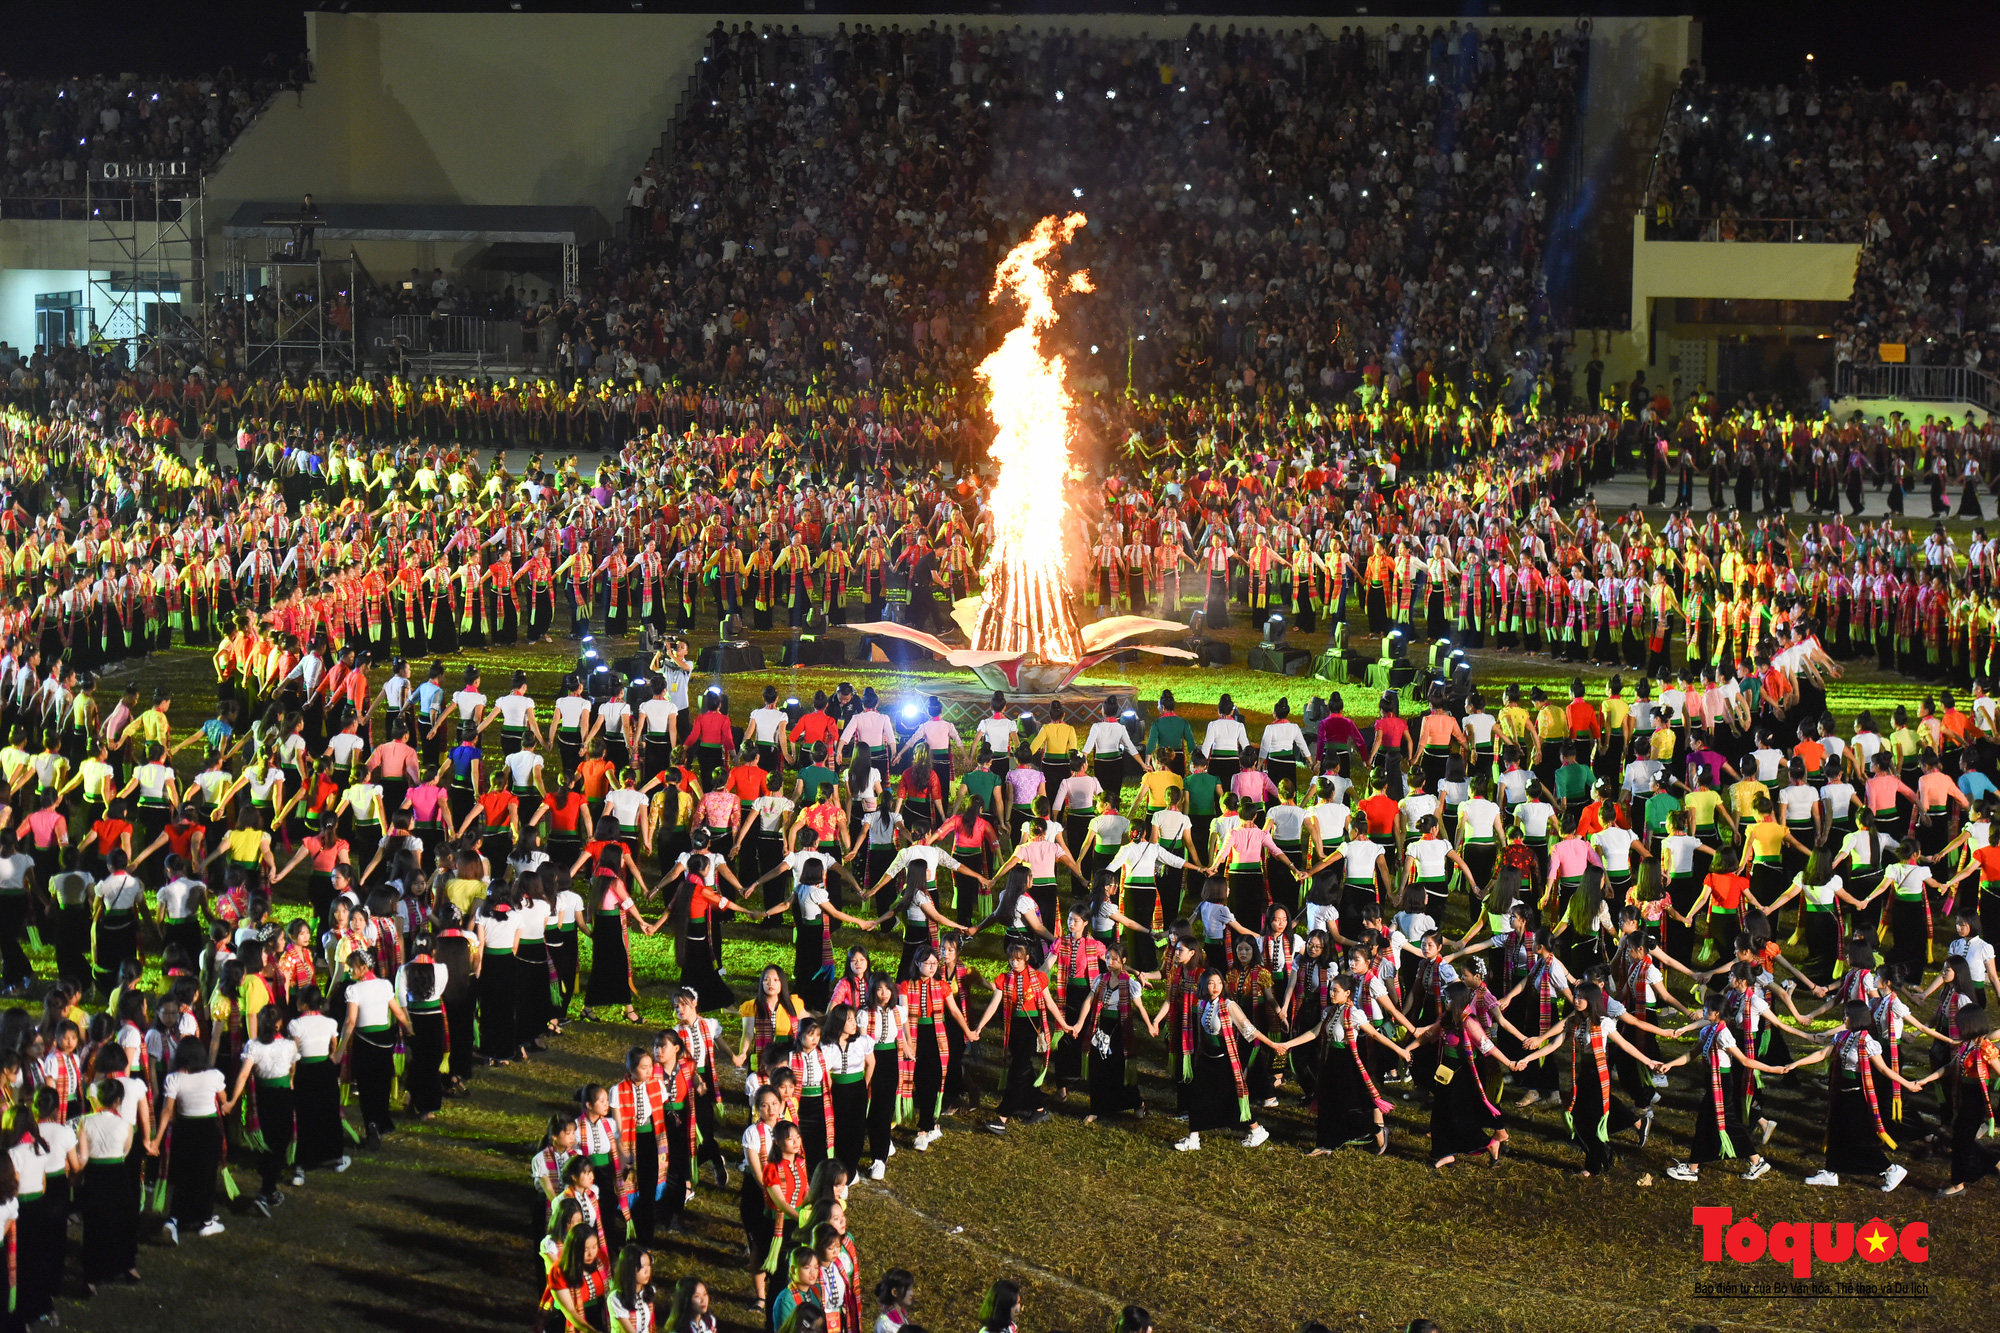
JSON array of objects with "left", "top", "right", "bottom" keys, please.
[{"left": 544, "top": 1224, "right": 610, "bottom": 1331}]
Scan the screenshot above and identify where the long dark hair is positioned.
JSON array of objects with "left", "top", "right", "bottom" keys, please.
[
  {"left": 980, "top": 863, "right": 1033, "bottom": 932},
  {"left": 891, "top": 861, "right": 930, "bottom": 920},
  {"left": 1441, "top": 979, "right": 1474, "bottom": 1032},
  {"left": 664, "top": 1277, "right": 710, "bottom": 1333},
  {"left": 753, "top": 964, "right": 797, "bottom": 1025},
  {"left": 978, "top": 1279, "right": 1023, "bottom": 1332},
  {"left": 403, "top": 933, "right": 438, "bottom": 1002}
]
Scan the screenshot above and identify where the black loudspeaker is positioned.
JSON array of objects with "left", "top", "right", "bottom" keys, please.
[
  {"left": 1248, "top": 645, "right": 1313, "bottom": 676},
  {"left": 697, "top": 643, "right": 766, "bottom": 673},
  {"left": 1194, "top": 639, "right": 1233, "bottom": 666},
  {"left": 783, "top": 637, "right": 847, "bottom": 666},
  {"left": 1387, "top": 664, "right": 1418, "bottom": 689}
]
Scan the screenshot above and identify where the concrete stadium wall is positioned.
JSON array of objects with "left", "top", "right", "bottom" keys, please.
[
  {"left": 206, "top": 11, "right": 1696, "bottom": 223},
  {"left": 1629, "top": 217, "right": 1861, "bottom": 315}
]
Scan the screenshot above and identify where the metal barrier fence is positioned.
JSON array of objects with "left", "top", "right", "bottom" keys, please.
[
  {"left": 1837, "top": 361, "right": 2000, "bottom": 413},
  {"left": 369, "top": 315, "right": 542, "bottom": 365}
]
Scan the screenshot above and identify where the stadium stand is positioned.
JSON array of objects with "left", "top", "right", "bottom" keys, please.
[{"left": 603, "top": 20, "right": 1590, "bottom": 404}]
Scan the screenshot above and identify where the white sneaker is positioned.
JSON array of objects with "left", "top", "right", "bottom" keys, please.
[
  {"left": 1173, "top": 1132, "right": 1201, "bottom": 1151},
  {"left": 291, "top": 1168, "right": 305, "bottom": 1188},
  {"left": 162, "top": 1219, "right": 179, "bottom": 1246},
  {"left": 334, "top": 1155, "right": 352, "bottom": 1173},
  {"left": 868, "top": 1160, "right": 886, "bottom": 1181},
  {"left": 1758, "top": 1118, "right": 1777, "bottom": 1146},
  {"left": 199, "top": 1219, "right": 226, "bottom": 1238},
  {"left": 1805, "top": 1170, "right": 1839, "bottom": 1187},
  {"left": 886, "top": 1142, "right": 896, "bottom": 1158},
  {"left": 1650, "top": 1072, "right": 1669, "bottom": 1088},
  {"left": 1882, "top": 1164, "right": 1907, "bottom": 1193},
  {"left": 1666, "top": 1163, "right": 1699, "bottom": 1182},
  {"left": 1638, "top": 1108, "right": 1654, "bottom": 1148},
  {"left": 1242, "top": 1124, "right": 1270, "bottom": 1149},
  {"left": 1744, "top": 1158, "right": 1772, "bottom": 1181}
]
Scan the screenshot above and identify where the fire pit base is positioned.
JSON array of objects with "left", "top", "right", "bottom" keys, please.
[{"left": 970, "top": 660, "right": 1089, "bottom": 695}]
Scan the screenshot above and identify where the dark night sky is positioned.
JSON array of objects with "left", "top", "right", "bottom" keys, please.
[{"left": 5, "top": 4, "right": 1998, "bottom": 87}]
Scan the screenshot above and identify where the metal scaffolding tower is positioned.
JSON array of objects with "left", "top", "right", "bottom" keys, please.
[
  {"left": 225, "top": 241, "right": 360, "bottom": 374},
  {"left": 85, "top": 165, "right": 207, "bottom": 369}
]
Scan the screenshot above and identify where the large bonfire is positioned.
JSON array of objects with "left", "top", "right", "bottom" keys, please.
[
  {"left": 847, "top": 212, "right": 1192, "bottom": 692},
  {"left": 969, "top": 212, "right": 1092, "bottom": 662}
]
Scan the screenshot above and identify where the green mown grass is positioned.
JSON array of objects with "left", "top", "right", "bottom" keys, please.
[{"left": 33, "top": 626, "right": 1996, "bottom": 1333}]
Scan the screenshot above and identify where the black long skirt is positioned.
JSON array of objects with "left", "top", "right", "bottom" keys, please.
[
  {"left": 1567, "top": 1062, "right": 1641, "bottom": 1173},
  {"left": 294, "top": 1058, "right": 345, "bottom": 1166},
  {"left": 480, "top": 951, "right": 520, "bottom": 1058},
  {"left": 798, "top": 1090, "right": 831, "bottom": 1166},
  {"left": 1428, "top": 1049, "right": 1504, "bottom": 1161},
  {"left": 1188, "top": 1047, "right": 1249, "bottom": 1134},
  {"left": 584, "top": 911, "right": 634, "bottom": 1008},
  {"left": 1887, "top": 896, "right": 1931, "bottom": 971},
  {"left": 867, "top": 1049, "right": 899, "bottom": 1162},
  {"left": 1053, "top": 980, "right": 1091, "bottom": 1086},
  {"left": 1950, "top": 1074, "right": 2000, "bottom": 1188},
  {"left": 1316, "top": 1043, "right": 1383, "bottom": 1148},
  {"left": 17, "top": 1192, "right": 60, "bottom": 1318},
  {"left": 407, "top": 1009, "right": 447, "bottom": 1115},
  {"left": 547, "top": 927, "right": 580, "bottom": 1017},
  {"left": 1825, "top": 1070, "right": 1893, "bottom": 1177},
  {"left": 82, "top": 1158, "right": 139, "bottom": 1282},
  {"left": 1801, "top": 908, "right": 1840, "bottom": 986},
  {"left": 913, "top": 1022, "right": 947, "bottom": 1132},
  {"left": 831, "top": 1079, "right": 867, "bottom": 1177},
  {"left": 515, "top": 936, "right": 554, "bottom": 1042},
  {"left": 678, "top": 921, "right": 736, "bottom": 1012},
  {"left": 352, "top": 1029, "right": 398, "bottom": 1135},
  {"left": 253, "top": 1081, "right": 296, "bottom": 1194},
  {"left": 167, "top": 1114, "right": 222, "bottom": 1228},
  {"left": 1086, "top": 1021, "right": 1142, "bottom": 1119}
]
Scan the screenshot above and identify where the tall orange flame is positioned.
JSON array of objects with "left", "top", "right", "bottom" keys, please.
[{"left": 972, "top": 213, "right": 1091, "bottom": 662}]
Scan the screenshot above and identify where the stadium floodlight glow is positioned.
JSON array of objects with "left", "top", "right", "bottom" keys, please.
[
  {"left": 1072, "top": 187, "right": 1083, "bottom": 197},
  {"left": 1106, "top": 90, "right": 1116, "bottom": 99},
  {"left": 1090, "top": 345, "right": 1099, "bottom": 354},
  {"left": 1056, "top": 90, "right": 1064, "bottom": 100},
  {"left": 901, "top": 703, "right": 921, "bottom": 722}
]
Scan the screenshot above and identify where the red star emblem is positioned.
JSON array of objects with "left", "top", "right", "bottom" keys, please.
[{"left": 1857, "top": 1219, "right": 1896, "bottom": 1260}]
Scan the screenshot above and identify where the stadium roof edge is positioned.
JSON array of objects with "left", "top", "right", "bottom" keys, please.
[{"left": 221, "top": 201, "right": 609, "bottom": 246}]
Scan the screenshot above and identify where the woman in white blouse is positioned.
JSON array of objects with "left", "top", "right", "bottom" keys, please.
[
  {"left": 225, "top": 1008, "right": 298, "bottom": 1215},
  {"left": 149, "top": 1035, "right": 237, "bottom": 1243},
  {"left": 77, "top": 1076, "right": 141, "bottom": 1294},
  {"left": 338, "top": 949, "right": 413, "bottom": 1148}
]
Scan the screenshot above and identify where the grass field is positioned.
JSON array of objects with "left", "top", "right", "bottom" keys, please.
[{"left": 29, "top": 604, "right": 2000, "bottom": 1333}]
